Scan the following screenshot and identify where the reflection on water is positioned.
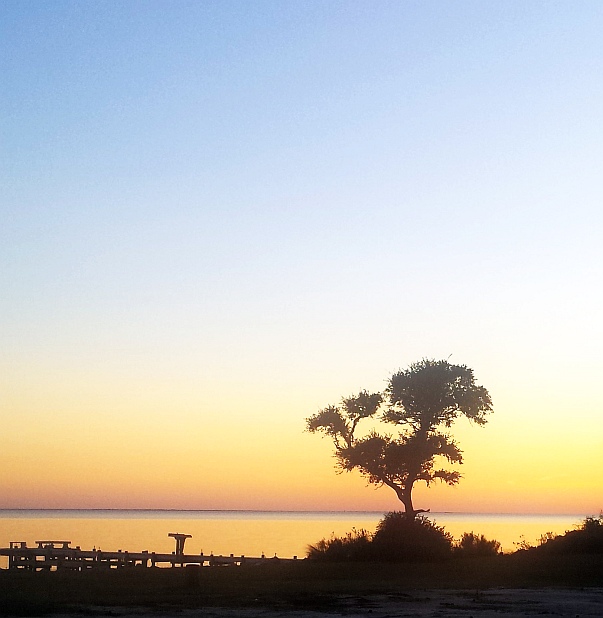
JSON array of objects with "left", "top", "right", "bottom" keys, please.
[{"left": 0, "top": 510, "right": 588, "bottom": 568}]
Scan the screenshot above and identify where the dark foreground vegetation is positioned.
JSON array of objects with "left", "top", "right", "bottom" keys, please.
[
  {"left": 0, "top": 551, "right": 603, "bottom": 616},
  {"left": 307, "top": 513, "right": 603, "bottom": 562},
  {"left": 1, "top": 552, "right": 603, "bottom": 616},
  {"left": 307, "top": 512, "right": 500, "bottom": 561},
  {"left": 1, "top": 515, "right": 601, "bottom": 617}
]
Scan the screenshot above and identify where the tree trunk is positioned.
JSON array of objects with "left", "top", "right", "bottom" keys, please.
[
  {"left": 392, "top": 484, "right": 417, "bottom": 520},
  {"left": 393, "top": 483, "right": 429, "bottom": 520},
  {"left": 384, "top": 478, "right": 429, "bottom": 521},
  {"left": 400, "top": 487, "right": 417, "bottom": 520}
]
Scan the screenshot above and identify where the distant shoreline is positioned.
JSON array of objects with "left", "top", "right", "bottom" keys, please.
[{"left": 0, "top": 508, "right": 591, "bottom": 516}]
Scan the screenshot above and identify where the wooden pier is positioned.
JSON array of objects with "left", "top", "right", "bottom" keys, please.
[{"left": 0, "top": 538, "right": 300, "bottom": 572}]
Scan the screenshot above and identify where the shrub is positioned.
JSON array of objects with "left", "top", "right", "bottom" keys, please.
[
  {"left": 306, "top": 528, "right": 372, "bottom": 561},
  {"left": 531, "top": 515, "right": 603, "bottom": 555},
  {"left": 453, "top": 532, "right": 501, "bottom": 557},
  {"left": 513, "top": 535, "right": 533, "bottom": 551},
  {"left": 306, "top": 512, "right": 453, "bottom": 562},
  {"left": 370, "top": 512, "right": 453, "bottom": 562},
  {"left": 537, "top": 531, "right": 558, "bottom": 546},
  {"left": 581, "top": 515, "right": 603, "bottom": 535}
]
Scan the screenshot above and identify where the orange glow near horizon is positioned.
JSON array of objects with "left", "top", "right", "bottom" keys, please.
[
  {"left": 1, "top": 403, "right": 600, "bottom": 514},
  {"left": 3, "top": 1, "right": 603, "bottom": 523},
  {"left": 2, "top": 337, "right": 601, "bottom": 515}
]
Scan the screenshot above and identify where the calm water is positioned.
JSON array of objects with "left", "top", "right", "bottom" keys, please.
[{"left": 0, "top": 509, "right": 588, "bottom": 568}]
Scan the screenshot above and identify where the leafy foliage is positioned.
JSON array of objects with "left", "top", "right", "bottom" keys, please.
[
  {"left": 453, "top": 532, "right": 502, "bottom": 557},
  {"left": 534, "top": 515, "right": 603, "bottom": 555},
  {"left": 306, "top": 359, "right": 492, "bottom": 517},
  {"left": 537, "top": 531, "right": 558, "bottom": 546},
  {"left": 306, "top": 528, "right": 372, "bottom": 561},
  {"left": 384, "top": 359, "right": 492, "bottom": 428},
  {"left": 372, "top": 512, "right": 453, "bottom": 561},
  {"left": 306, "top": 391, "right": 382, "bottom": 448},
  {"left": 306, "top": 512, "right": 453, "bottom": 562}
]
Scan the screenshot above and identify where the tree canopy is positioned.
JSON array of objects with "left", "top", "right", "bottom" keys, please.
[{"left": 306, "top": 359, "right": 493, "bottom": 519}]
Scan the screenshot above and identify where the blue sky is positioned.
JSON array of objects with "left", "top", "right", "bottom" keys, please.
[{"left": 1, "top": 1, "right": 602, "bottom": 511}]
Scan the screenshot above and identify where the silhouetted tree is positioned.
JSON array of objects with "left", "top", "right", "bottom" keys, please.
[{"left": 306, "top": 359, "right": 492, "bottom": 519}]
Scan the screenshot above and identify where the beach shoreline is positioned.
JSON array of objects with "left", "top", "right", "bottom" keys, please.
[
  {"left": 48, "top": 588, "right": 603, "bottom": 618},
  {"left": 2, "top": 554, "right": 603, "bottom": 617}
]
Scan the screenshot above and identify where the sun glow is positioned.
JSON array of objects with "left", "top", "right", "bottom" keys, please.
[{"left": 2, "top": 2, "right": 602, "bottom": 515}]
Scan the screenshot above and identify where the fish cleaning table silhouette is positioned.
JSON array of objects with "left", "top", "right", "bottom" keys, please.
[{"left": 168, "top": 533, "right": 192, "bottom": 555}]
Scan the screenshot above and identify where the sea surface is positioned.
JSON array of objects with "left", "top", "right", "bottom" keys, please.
[{"left": 0, "top": 509, "right": 589, "bottom": 568}]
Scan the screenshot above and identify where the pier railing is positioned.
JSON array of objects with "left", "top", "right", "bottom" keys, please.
[{"left": 0, "top": 541, "right": 300, "bottom": 571}]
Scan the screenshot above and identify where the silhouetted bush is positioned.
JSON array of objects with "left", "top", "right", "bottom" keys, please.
[
  {"left": 453, "top": 532, "right": 501, "bottom": 557},
  {"left": 371, "top": 512, "right": 453, "bottom": 562},
  {"left": 537, "top": 531, "right": 558, "bottom": 546},
  {"left": 535, "top": 515, "right": 603, "bottom": 555},
  {"left": 307, "top": 512, "right": 453, "bottom": 562},
  {"left": 306, "top": 528, "right": 372, "bottom": 561}
]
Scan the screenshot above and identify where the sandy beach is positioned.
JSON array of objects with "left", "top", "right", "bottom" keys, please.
[{"left": 50, "top": 588, "right": 603, "bottom": 618}]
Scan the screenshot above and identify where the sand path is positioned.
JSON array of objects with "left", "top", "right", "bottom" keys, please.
[{"left": 53, "top": 587, "right": 603, "bottom": 618}]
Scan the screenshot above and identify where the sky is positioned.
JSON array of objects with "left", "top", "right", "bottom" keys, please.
[{"left": 1, "top": 1, "right": 602, "bottom": 514}]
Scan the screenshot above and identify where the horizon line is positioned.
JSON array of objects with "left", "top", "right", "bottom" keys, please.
[{"left": 0, "top": 508, "right": 593, "bottom": 517}]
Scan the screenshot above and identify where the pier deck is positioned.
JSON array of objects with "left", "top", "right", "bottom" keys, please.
[{"left": 0, "top": 540, "right": 300, "bottom": 571}]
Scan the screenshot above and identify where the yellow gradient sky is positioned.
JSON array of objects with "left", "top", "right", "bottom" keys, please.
[{"left": 1, "top": 2, "right": 602, "bottom": 514}]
